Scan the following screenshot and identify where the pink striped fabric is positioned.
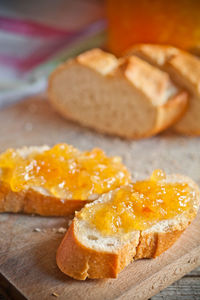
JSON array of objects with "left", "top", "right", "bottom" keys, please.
[
  {"left": 0, "top": 15, "right": 105, "bottom": 73},
  {"left": 0, "top": 16, "right": 73, "bottom": 37}
]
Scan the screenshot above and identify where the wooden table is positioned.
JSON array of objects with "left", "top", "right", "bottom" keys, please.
[
  {"left": 1, "top": 267, "right": 200, "bottom": 300},
  {"left": 0, "top": 96, "right": 200, "bottom": 300},
  {"left": 152, "top": 267, "right": 200, "bottom": 300}
]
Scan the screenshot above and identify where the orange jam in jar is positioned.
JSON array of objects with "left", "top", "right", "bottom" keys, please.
[
  {"left": 106, "top": 0, "right": 200, "bottom": 56},
  {"left": 0, "top": 144, "right": 130, "bottom": 200},
  {"left": 79, "top": 170, "right": 193, "bottom": 234}
]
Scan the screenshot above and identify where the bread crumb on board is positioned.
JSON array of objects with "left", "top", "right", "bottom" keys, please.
[
  {"left": 52, "top": 292, "right": 59, "bottom": 297},
  {"left": 33, "top": 228, "right": 42, "bottom": 232},
  {"left": 52, "top": 227, "right": 67, "bottom": 234},
  {"left": 33, "top": 227, "right": 67, "bottom": 233},
  {"left": 57, "top": 227, "right": 67, "bottom": 233}
]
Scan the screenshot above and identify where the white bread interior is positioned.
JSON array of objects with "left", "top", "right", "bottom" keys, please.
[
  {"left": 56, "top": 174, "right": 199, "bottom": 280},
  {"left": 48, "top": 49, "right": 188, "bottom": 139},
  {"left": 0, "top": 146, "right": 98, "bottom": 216},
  {"left": 128, "top": 44, "right": 200, "bottom": 135}
]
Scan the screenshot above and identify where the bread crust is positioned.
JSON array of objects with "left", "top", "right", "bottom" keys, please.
[
  {"left": 127, "top": 44, "right": 200, "bottom": 135},
  {"left": 0, "top": 182, "right": 90, "bottom": 216},
  {"left": 0, "top": 144, "right": 129, "bottom": 216},
  {"left": 154, "top": 92, "right": 188, "bottom": 136},
  {"left": 56, "top": 220, "right": 140, "bottom": 280},
  {"left": 126, "top": 44, "right": 180, "bottom": 68},
  {"left": 56, "top": 221, "right": 188, "bottom": 280},
  {"left": 56, "top": 175, "right": 199, "bottom": 280},
  {"left": 118, "top": 57, "right": 188, "bottom": 139},
  {"left": 0, "top": 146, "right": 95, "bottom": 216},
  {"left": 135, "top": 229, "right": 185, "bottom": 259},
  {"left": 48, "top": 49, "right": 188, "bottom": 139}
]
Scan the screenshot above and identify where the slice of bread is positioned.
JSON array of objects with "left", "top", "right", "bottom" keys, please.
[
  {"left": 128, "top": 44, "right": 200, "bottom": 135},
  {"left": 0, "top": 145, "right": 130, "bottom": 216},
  {"left": 48, "top": 48, "right": 188, "bottom": 139},
  {"left": 0, "top": 146, "right": 91, "bottom": 216},
  {"left": 56, "top": 174, "right": 199, "bottom": 280}
]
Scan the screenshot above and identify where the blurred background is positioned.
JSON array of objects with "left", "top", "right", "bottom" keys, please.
[
  {"left": 1, "top": 0, "right": 200, "bottom": 106},
  {"left": 0, "top": 0, "right": 105, "bottom": 106}
]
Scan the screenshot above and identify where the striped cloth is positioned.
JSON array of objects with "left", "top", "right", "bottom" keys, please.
[{"left": 0, "top": 0, "right": 106, "bottom": 106}]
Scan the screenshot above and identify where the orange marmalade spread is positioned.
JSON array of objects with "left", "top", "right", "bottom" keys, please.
[
  {"left": 0, "top": 144, "right": 130, "bottom": 200},
  {"left": 79, "top": 170, "right": 192, "bottom": 234}
]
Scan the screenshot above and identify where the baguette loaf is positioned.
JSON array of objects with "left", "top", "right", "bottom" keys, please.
[
  {"left": 48, "top": 49, "right": 188, "bottom": 139},
  {"left": 56, "top": 173, "right": 199, "bottom": 280},
  {"left": 128, "top": 44, "right": 200, "bottom": 135},
  {"left": 0, "top": 145, "right": 130, "bottom": 216}
]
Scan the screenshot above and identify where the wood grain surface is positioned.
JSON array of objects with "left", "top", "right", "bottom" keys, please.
[
  {"left": 151, "top": 267, "right": 200, "bottom": 300},
  {"left": 0, "top": 96, "right": 200, "bottom": 300}
]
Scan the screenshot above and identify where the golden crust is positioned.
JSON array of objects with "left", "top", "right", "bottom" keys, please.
[
  {"left": 127, "top": 44, "right": 200, "bottom": 89},
  {"left": 76, "top": 48, "right": 118, "bottom": 75},
  {"left": 126, "top": 44, "right": 180, "bottom": 68},
  {"left": 135, "top": 90, "right": 188, "bottom": 140},
  {"left": 57, "top": 221, "right": 119, "bottom": 280},
  {"left": 56, "top": 221, "right": 189, "bottom": 280},
  {"left": 112, "top": 56, "right": 188, "bottom": 139},
  {"left": 119, "top": 56, "right": 171, "bottom": 105},
  {"left": 167, "top": 52, "right": 200, "bottom": 92},
  {"left": 135, "top": 229, "right": 185, "bottom": 259},
  {"left": 154, "top": 91, "right": 188, "bottom": 135},
  {"left": 56, "top": 220, "right": 139, "bottom": 280},
  {"left": 48, "top": 48, "right": 188, "bottom": 140},
  {"left": 56, "top": 175, "right": 200, "bottom": 280},
  {"left": 48, "top": 49, "right": 118, "bottom": 89},
  {"left": 127, "top": 44, "right": 200, "bottom": 136},
  {"left": 0, "top": 182, "right": 90, "bottom": 216}
]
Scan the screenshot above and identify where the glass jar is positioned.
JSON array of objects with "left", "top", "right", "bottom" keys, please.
[{"left": 106, "top": 0, "right": 200, "bottom": 56}]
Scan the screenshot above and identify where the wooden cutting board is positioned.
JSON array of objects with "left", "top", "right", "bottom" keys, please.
[{"left": 0, "top": 96, "right": 200, "bottom": 300}]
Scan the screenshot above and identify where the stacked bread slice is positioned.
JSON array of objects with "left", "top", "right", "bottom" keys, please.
[
  {"left": 48, "top": 48, "right": 189, "bottom": 139},
  {"left": 128, "top": 44, "right": 200, "bottom": 135}
]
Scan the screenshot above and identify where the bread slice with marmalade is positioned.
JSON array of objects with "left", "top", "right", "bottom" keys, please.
[
  {"left": 56, "top": 170, "right": 199, "bottom": 280},
  {"left": 0, "top": 144, "right": 130, "bottom": 216}
]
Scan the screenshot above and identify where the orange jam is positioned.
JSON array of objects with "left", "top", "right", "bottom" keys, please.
[
  {"left": 79, "top": 170, "right": 193, "bottom": 234},
  {"left": 106, "top": 0, "right": 200, "bottom": 56},
  {"left": 0, "top": 144, "right": 130, "bottom": 200}
]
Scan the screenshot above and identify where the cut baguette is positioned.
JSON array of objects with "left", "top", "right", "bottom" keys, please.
[
  {"left": 48, "top": 48, "right": 188, "bottom": 139},
  {"left": 0, "top": 145, "right": 129, "bottom": 216},
  {"left": 56, "top": 174, "right": 199, "bottom": 280},
  {"left": 127, "top": 44, "right": 200, "bottom": 135}
]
